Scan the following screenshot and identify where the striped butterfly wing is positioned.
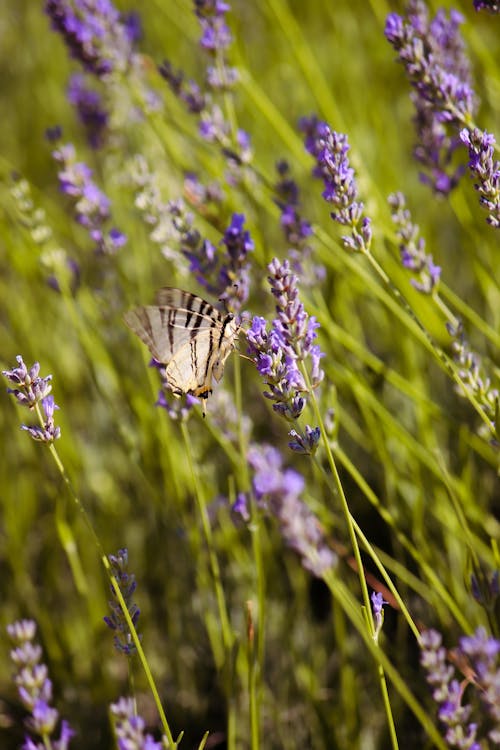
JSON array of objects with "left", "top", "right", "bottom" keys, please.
[{"left": 124, "top": 288, "right": 239, "bottom": 400}]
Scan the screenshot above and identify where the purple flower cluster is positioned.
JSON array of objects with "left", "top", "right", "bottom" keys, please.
[
  {"left": 7, "top": 620, "right": 74, "bottom": 750},
  {"left": 247, "top": 444, "right": 337, "bottom": 576},
  {"left": 195, "top": 0, "right": 232, "bottom": 52},
  {"left": 274, "top": 160, "right": 324, "bottom": 285},
  {"left": 52, "top": 141, "right": 126, "bottom": 254},
  {"left": 420, "top": 627, "right": 500, "bottom": 748},
  {"left": 388, "top": 192, "right": 441, "bottom": 293},
  {"left": 3, "top": 356, "right": 61, "bottom": 443},
  {"left": 184, "top": 212, "right": 254, "bottom": 313},
  {"left": 460, "top": 627, "right": 500, "bottom": 739},
  {"left": 247, "top": 258, "right": 323, "bottom": 447},
  {"left": 110, "top": 697, "right": 163, "bottom": 750},
  {"left": 104, "top": 549, "right": 141, "bottom": 656},
  {"left": 67, "top": 74, "right": 108, "bottom": 149},
  {"left": 300, "top": 117, "right": 372, "bottom": 252},
  {"left": 460, "top": 128, "right": 500, "bottom": 229},
  {"left": 45, "top": 0, "right": 134, "bottom": 77},
  {"left": 159, "top": 1, "right": 251, "bottom": 175},
  {"left": 195, "top": 0, "right": 237, "bottom": 90},
  {"left": 158, "top": 60, "right": 206, "bottom": 114},
  {"left": 385, "top": 2, "right": 476, "bottom": 195}
]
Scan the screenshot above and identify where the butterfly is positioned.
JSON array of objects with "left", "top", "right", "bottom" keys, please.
[{"left": 124, "top": 287, "right": 239, "bottom": 413}]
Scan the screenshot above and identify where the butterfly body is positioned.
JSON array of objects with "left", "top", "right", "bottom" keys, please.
[{"left": 124, "top": 288, "right": 239, "bottom": 406}]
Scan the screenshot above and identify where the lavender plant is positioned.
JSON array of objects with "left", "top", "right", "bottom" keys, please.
[
  {"left": 7, "top": 620, "right": 75, "bottom": 750},
  {"left": 2, "top": 356, "right": 61, "bottom": 443},
  {"left": 247, "top": 257, "right": 323, "bottom": 453},
  {"left": 420, "top": 628, "right": 500, "bottom": 748},
  {"left": 1, "top": 1, "right": 499, "bottom": 749},
  {"left": 104, "top": 548, "right": 142, "bottom": 656}
]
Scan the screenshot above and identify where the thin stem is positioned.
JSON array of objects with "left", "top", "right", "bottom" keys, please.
[
  {"left": 361, "top": 249, "right": 496, "bottom": 437},
  {"left": 302, "top": 368, "right": 399, "bottom": 746},
  {"left": 302, "top": 366, "right": 373, "bottom": 628},
  {"left": 233, "top": 355, "right": 264, "bottom": 750}
]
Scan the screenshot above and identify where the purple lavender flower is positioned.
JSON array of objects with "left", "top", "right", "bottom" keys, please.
[
  {"left": 248, "top": 444, "right": 336, "bottom": 576},
  {"left": 3, "top": 358, "right": 61, "bottom": 443},
  {"left": 300, "top": 117, "right": 372, "bottom": 252},
  {"left": 160, "top": 2, "right": 251, "bottom": 176},
  {"left": 110, "top": 697, "right": 163, "bottom": 750},
  {"left": 460, "top": 627, "right": 500, "bottom": 739},
  {"left": 194, "top": 0, "right": 237, "bottom": 91},
  {"left": 67, "top": 74, "right": 108, "bottom": 148},
  {"left": 420, "top": 627, "right": 500, "bottom": 748},
  {"left": 195, "top": 1, "right": 232, "bottom": 50},
  {"left": 104, "top": 548, "right": 141, "bottom": 656},
  {"left": 288, "top": 425, "right": 320, "bottom": 455},
  {"left": 3, "top": 356, "right": 52, "bottom": 409},
  {"left": 446, "top": 319, "right": 499, "bottom": 430},
  {"left": 388, "top": 192, "right": 441, "bottom": 293},
  {"left": 473, "top": 0, "right": 500, "bottom": 11},
  {"left": 7, "top": 620, "right": 75, "bottom": 749},
  {"left": 371, "top": 591, "right": 388, "bottom": 640},
  {"left": 385, "top": 2, "right": 476, "bottom": 195},
  {"left": 52, "top": 141, "right": 126, "bottom": 254},
  {"left": 21, "top": 395, "right": 61, "bottom": 443},
  {"left": 158, "top": 61, "right": 206, "bottom": 114},
  {"left": 247, "top": 258, "right": 323, "bottom": 430},
  {"left": 123, "top": 11, "right": 142, "bottom": 43},
  {"left": 185, "top": 212, "right": 253, "bottom": 313},
  {"left": 232, "top": 491, "right": 250, "bottom": 522},
  {"left": 45, "top": 0, "right": 134, "bottom": 77},
  {"left": 460, "top": 128, "right": 500, "bottom": 229},
  {"left": 274, "top": 160, "right": 324, "bottom": 285}
]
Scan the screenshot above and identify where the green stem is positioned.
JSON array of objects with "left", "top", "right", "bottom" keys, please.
[
  {"left": 361, "top": 249, "right": 495, "bottom": 437},
  {"left": 324, "top": 575, "right": 448, "bottom": 750},
  {"left": 302, "top": 367, "right": 398, "bottom": 744},
  {"left": 233, "top": 354, "right": 263, "bottom": 750}
]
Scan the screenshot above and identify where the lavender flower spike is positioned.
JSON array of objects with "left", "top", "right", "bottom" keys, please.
[
  {"left": 67, "top": 74, "right": 109, "bottom": 149},
  {"left": 7, "top": 619, "right": 75, "bottom": 750},
  {"left": 52, "top": 140, "right": 127, "bottom": 254},
  {"left": 248, "top": 444, "right": 337, "bottom": 576},
  {"left": 185, "top": 212, "right": 253, "bottom": 314},
  {"left": 388, "top": 192, "right": 441, "bottom": 293},
  {"left": 104, "top": 548, "right": 142, "bottom": 655},
  {"left": 45, "top": 0, "right": 134, "bottom": 77},
  {"left": 3, "top": 356, "right": 62, "bottom": 443},
  {"left": 247, "top": 258, "right": 323, "bottom": 430},
  {"left": 21, "top": 395, "right": 61, "bottom": 443},
  {"left": 420, "top": 627, "right": 500, "bottom": 748},
  {"left": 110, "top": 697, "right": 163, "bottom": 750},
  {"left": 300, "top": 117, "right": 372, "bottom": 252},
  {"left": 460, "top": 127, "right": 500, "bottom": 229},
  {"left": 385, "top": 3, "right": 476, "bottom": 195},
  {"left": 3, "top": 356, "right": 52, "bottom": 409}
]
